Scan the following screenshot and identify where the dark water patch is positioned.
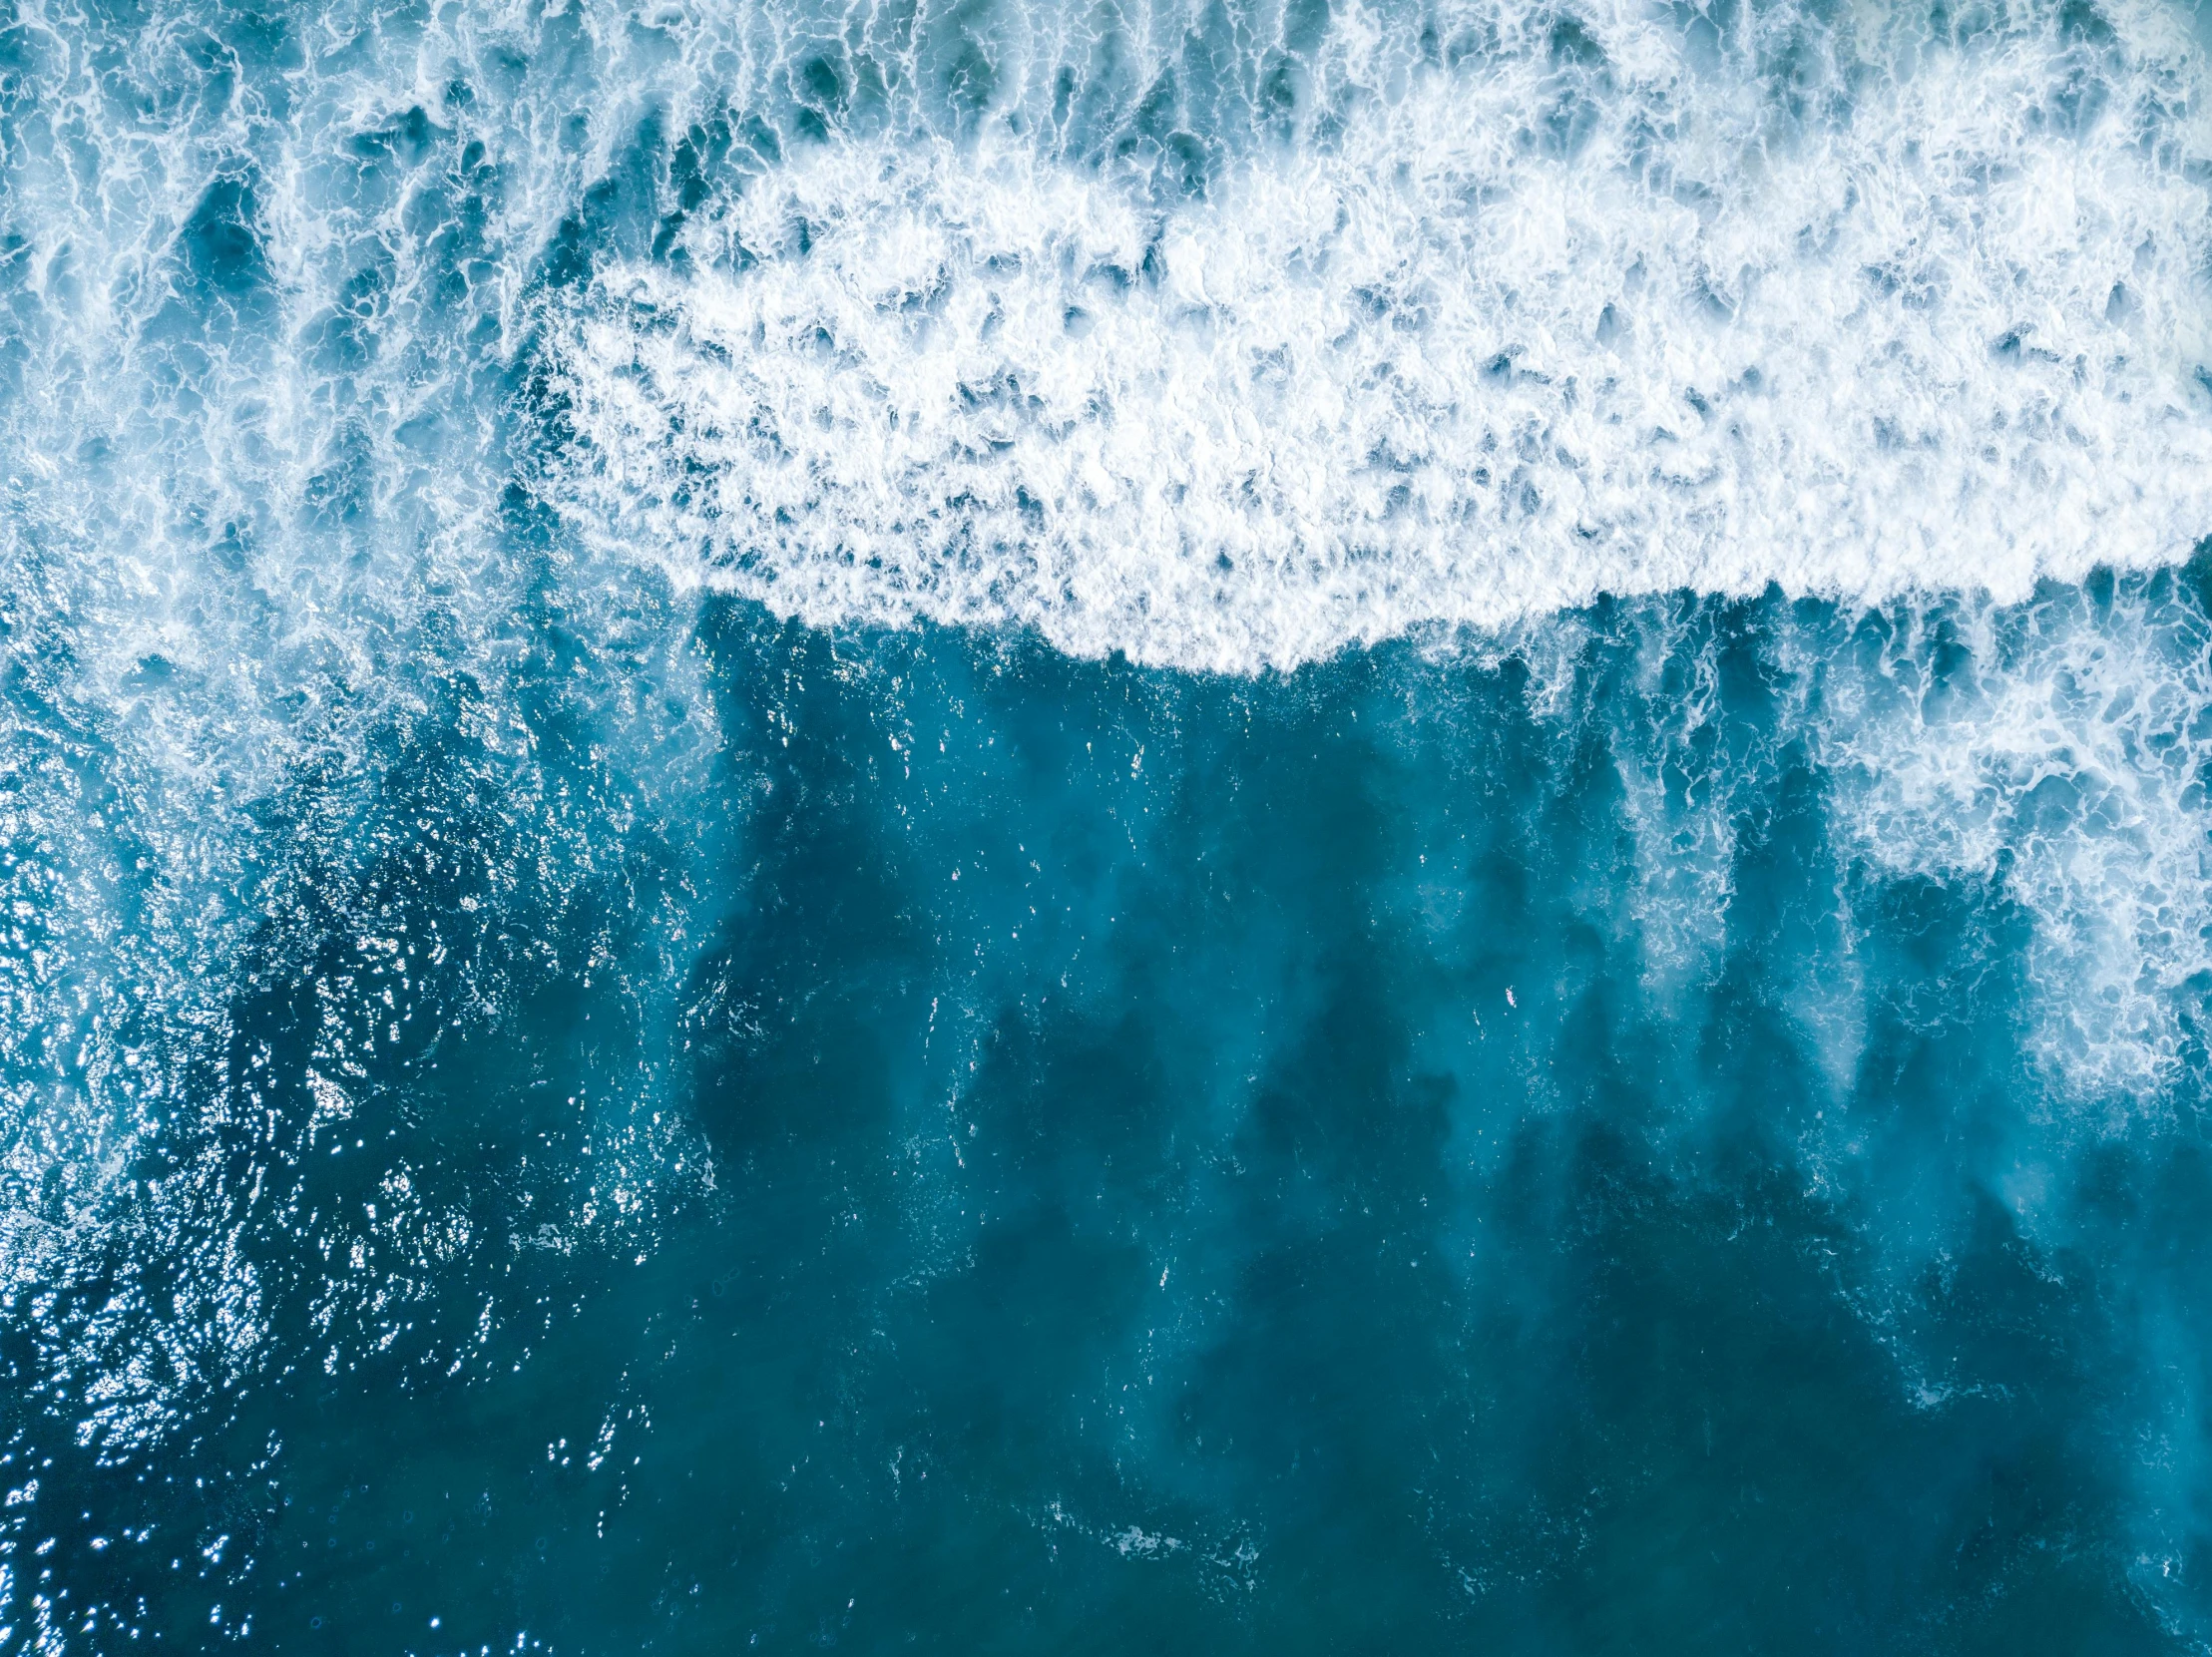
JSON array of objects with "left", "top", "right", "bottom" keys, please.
[
  {"left": 164, "top": 171, "right": 277, "bottom": 334},
  {"left": 15, "top": 595, "right": 2185, "bottom": 1650}
]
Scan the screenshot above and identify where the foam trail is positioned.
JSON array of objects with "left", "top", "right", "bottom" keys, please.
[
  {"left": 0, "top": 0, "right": 717, "bottom": 1458},
  {"left": 1525, "top": 583, "right": 2212, "bottom": 1099},
  {"left": 550, "top": 0, "right": 2212, "bottom": 672}
]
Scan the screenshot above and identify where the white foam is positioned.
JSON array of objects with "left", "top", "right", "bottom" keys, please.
[
  {"left": 1810, "top": 587, "right": 2212, "bottom": 1099},
  {"left": 0, "top": 0, "right": 720, "bottom": 1452},
  {"left": 550, "top": 0, "right": 2212, "bottom": 673},
  {"left": 1534, "top": 586, "right": 2212, "bottom": 1099}
]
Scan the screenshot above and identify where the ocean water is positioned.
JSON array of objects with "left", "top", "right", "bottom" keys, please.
[{"left": 6, "top": 0, "right": 2212, "bottom": 1649}]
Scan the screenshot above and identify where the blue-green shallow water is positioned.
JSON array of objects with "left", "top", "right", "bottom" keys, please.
[{"left": 14, "top": 577, "right": 2212, "bottom": 1652}]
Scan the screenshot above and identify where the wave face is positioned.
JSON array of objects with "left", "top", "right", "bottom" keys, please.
[{"left": 3, "top": 0, "right": 2212, "bottom": 1650}]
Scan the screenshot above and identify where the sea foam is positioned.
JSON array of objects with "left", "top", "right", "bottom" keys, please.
[{"left": 550, "top": 0, "right": 2212, "bottom": 673}]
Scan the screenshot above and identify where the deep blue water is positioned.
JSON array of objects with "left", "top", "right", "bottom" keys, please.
[{"left": 7, "top": 0, "right": 2212, "bottom": 1650}]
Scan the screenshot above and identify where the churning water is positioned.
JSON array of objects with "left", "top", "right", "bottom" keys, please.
[{"left": 5, "top": 0, "right": 2212, "bottom": 1648}]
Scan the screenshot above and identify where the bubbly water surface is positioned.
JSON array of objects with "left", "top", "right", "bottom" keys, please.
[{"left": 5, "top": 0, "right": 2212, "bottom": 1648}]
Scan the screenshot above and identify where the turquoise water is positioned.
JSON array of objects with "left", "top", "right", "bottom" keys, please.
[{"left": 7, "top": 0, "right": 2212, "bottom": 1650}]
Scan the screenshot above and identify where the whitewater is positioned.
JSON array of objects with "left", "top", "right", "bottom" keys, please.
[
  {"left": 3, "top": 0, "right": 2212, "bottom": 1647},
  {"left": 556, "top": 0, "right": 2212, "bottom": 668}
]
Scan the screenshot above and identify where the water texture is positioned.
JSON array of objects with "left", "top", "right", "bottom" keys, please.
[{"left": 4, "top": 0, "right": 2212, "bottom": 1649}]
